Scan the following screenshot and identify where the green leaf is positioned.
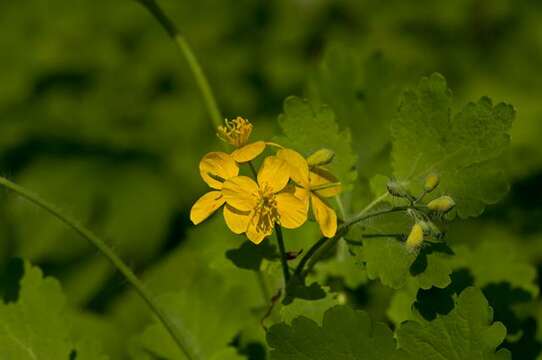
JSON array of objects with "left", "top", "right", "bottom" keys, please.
[
  {"left": 308, "top": 47, "right": 408, "bottom": 178},
  {"left": 392, "top": 73, "right": 515, "bottom": 217},
  {"left": 267, "top": 305, "right": 403, "bottom": 359},
  {"left": 226, "top": 239, "right": 279, "bottom": 271},
  {"left": 0, "top": 261, "right": 107, "bottom": 359},
  {"left": 279, "top": 293, "right": 340, "bottom": 326},
  {"left": 359, "top": 236, "right": 451, "bottom": 290},
  {"left": 313, "top": 240, "right": 368, "bottom": 289},
  {"left": 275, "top": 96, "right": 358, "bottom": 189},
  {"left": 397, "top": 287, "right": 511, "bottom": 359},
  {"left": 451, "top": 239, "right": 538, "bottom": 297},
  {"left": 138, "top": 265, "right": 249, "bottom": 360}
]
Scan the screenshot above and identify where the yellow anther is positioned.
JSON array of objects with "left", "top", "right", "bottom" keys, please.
[{"left": 217, "top": 116, "right": 253, "bottom": 147}]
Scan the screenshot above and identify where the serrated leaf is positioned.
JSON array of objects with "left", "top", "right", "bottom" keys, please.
[
  {"left": 138, "top": 265, "right": 249, "bottom": 360},
  {"left": 279, "top": 293, "right": 341, "bottom": 326},
  {"left": 275, "top": 96, "right": 357, "bottom": 189},
  {"left": 452, "top": 239, "right": 539, "bottom": 297},
  {"left": 359, "top": 236, "right": 451, "bottom": 290},
  {"left": 392, "top": 73, "right": 515, "bottom": 217},
  {"left": 267, "top": 305, "right": 404, "bottom": 359},
  {"left": 0, "top": 261, "right": 107, "bottom": 359},
  {"left": 397, "top": 287, "right": 511, "bottom": 359},
  {"left": 308, "top": 48, "right": 403, "bottom": 178}
]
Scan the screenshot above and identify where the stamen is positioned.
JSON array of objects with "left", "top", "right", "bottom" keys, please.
[
  {"left": 217, "top": 117, "right": 253, "bottom": 147},
  {"left": 251, "top": 185, "right": 279, "bottom": 234}
]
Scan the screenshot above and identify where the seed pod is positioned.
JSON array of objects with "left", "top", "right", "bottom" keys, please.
[
  {"left": 427, "top": 195, "right": 456, "bottom": 213},
  {"left": 387, "top": 180, "right": 413, "bottom": 199},
  {"left": 424, "top": 173, "right": 440, "bottom": 193},
  {"left": 307, "top": 148, "right": 335, "bottom": 167},
  {"left": 406, "top": 223, "right": 424, "bottom": 251}
]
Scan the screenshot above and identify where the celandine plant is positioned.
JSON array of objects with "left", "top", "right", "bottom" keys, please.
[{"left": 0, "top": 0, "right": 534, "bottom": 359}]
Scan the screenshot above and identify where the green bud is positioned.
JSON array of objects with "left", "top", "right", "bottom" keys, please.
[
  {"left": 427, "top": 195, "right": 456, "bottom": 213},
  {"left": 406, "top": 223, "right": 424, "bottom": 251},
  {"left": 419, "top": 220, "right": 443, "bottom": 240},
  {"left": 418, "top": 220, "right": 431, "bottom": 235},
  {"left": 424, "top": 173, "right": 440, "bottom": 193},
  {"left": 387, "top": 180, "right": 412, "bottom": 199},
  {"left": 307, "top": 148, "right": 335, "bottom": 167}
]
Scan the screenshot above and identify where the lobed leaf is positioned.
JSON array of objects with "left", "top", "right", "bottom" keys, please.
[{"left": 391, "top": 73, "right": 515, "bottom": 217}]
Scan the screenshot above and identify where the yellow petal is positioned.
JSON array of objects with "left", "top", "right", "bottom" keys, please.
[
  {"left": 231, "top": 141, "right": 266, "bottom": 163},
  {"left": 276, "top": 192, "right": 308, "bottom": 229},
  {"left": 246, "top": 220, "right": 271, "bottom": 244},
  {"left": 257, "top": 156, "right": 290, "bottom": 193},
  {"left": 223, "top": 205, "right": 251, "bottom": 234},
  {"left": 199, "top": 152, "right": 239, "bottom": 189},
  {"left": 277, "top": 148, "right": 309, "bottom": 187},
  {"left": 222, "top": 176, "right": 259, "bottom": 211},
  {"left": 311, "top": 194, "right": 337, "bottom": 237},
  {"left": 310, "top": 167, "right": 342, "bottom": 197},
  {"left": 190, "top": 191, "right": 225, "bottom": 225}
]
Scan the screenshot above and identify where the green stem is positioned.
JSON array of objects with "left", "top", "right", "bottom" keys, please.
[
  {"left": 135, "top": 0, "right": 222, "bottom": 129},
  {"left": 311, "top": 182, "right": 342, "bottom": 192},
  {"left": 292, "top": 192, "right": 405, "bottom": 279},
  {"left": 0, "top": 176, "right": 197, "bottom": 360},
  {"left": 274, "top": 224, "right": 290, "bottom": 283},
  {"left": 248, "top": 161, "right": 258, "bottom": 178}
]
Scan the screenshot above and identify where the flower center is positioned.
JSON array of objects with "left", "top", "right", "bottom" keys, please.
[
  {"left": 217, "top": 117, "right": 252, "bottom": 147},
  {"left": 252, "top": 185, "right": 279, "bottom": 233}
]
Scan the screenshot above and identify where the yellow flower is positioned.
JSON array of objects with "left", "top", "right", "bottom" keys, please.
[
  {"left": 221, "top": 156, "right": 307, "bottom": 244},
  {"left": 277, "top": 149, "right": 341, "bottom": 238},
  {"left": 190, "top": 152, "right": 239, "bottom": 225},
  {"left": 218, "top": 117, "right": 266, "bottom": 163}
]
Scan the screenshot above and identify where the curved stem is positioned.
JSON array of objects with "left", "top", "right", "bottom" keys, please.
[
  {"left": 0, "top": 176, "right": 197, "bottom": 360},
  {"left": 292, "top": 192, "right": 401, "bottom": 280},
  {"left": 135, "top": 0, "right": 222, "bottom": 129}
]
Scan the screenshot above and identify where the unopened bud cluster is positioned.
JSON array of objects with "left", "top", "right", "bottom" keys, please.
[{"left": 385, "top": 173, "right": 455, "bottom": 252}]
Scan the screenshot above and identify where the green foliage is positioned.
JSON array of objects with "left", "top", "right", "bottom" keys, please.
[
  {"left": 267, "top": 305, "right": 402, "bottom": 360},
  {"left": 452, "top": 240, "right": 539, "bottom": 297},
  {"left": 275, "top": 96, "right": 358, "bottom": 189},
  {"left": 137, "top": 268, "right": 247, "bottom": 359},
  {"left": 397, "top": 287, "right": 511, "bottom": 359},
  {"left": 392, "top": 73, "right": 515, "bottom": 218},
  {"left": 0, "top": 261, "right": 107, "bottom": 359},
  {"left": 1, "top": 1, "right": 541, "bottom": 359},
  {"left": 359, "top": 236, "right": 452, "bottom": 289}
]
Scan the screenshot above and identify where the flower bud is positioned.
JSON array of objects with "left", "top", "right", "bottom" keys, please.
[
  {"left": 424, "top": 173, "right": 440, "bottom": 193},
  {"left": 427, "top": 195, "right": 455, "bottom": 213},
  {"left": 387, "top": 180, "right": 412, "bottom": 199},
  {"left": 406, "top": 223, "right": 424, "bottom": 251},
  {"left": 307, "top": 148, "right": 335, "bottom": 167},
  {"left": 419, "top": 220, "right": 443, "bottom": 240}
]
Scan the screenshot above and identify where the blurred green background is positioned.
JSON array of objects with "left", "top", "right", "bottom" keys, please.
[{"left": 1, "top": 0, "right": 542, "bottom": 358}]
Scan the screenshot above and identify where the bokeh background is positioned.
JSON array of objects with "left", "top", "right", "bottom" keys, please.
[{"left": 1, "top": 0, "right": 542, "bottom": 358}]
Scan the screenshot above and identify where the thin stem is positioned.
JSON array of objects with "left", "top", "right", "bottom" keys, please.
[
  {"left": 248, "top": 161, "right": 258, "bottom": 178},
  {"left": 311, "top": 182, "right": 342, "bottom": 191},
  {"left": 135, "top": 0, "right": 222, "bottom": 129},
  {"left": 291, "top": 192, "right": 410, "bottom": 280},
  {"left": 274, "top": 224, "right": 290, "bottom": 283},
  {"left": 0, "top": 176, "right": 197, "bottom": 360}
]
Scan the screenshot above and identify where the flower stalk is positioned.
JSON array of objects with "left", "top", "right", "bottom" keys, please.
[
  {"left": 274, "top": 224, "right": 290, "bottom": 283},
  {"left": 134, "top": 0, "right": 222, "bottom": 129},
  {"left": 0, "top": 176, "right": 197, "bottom": 360}
]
